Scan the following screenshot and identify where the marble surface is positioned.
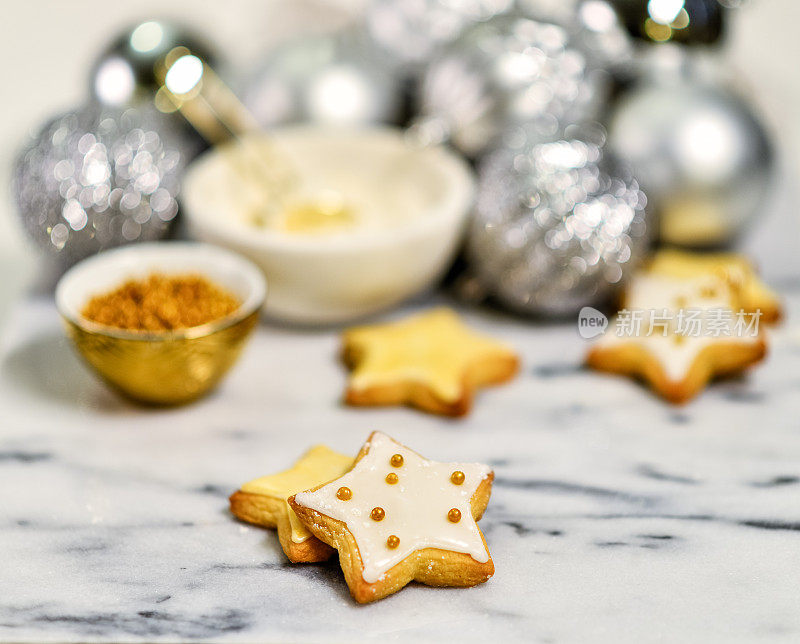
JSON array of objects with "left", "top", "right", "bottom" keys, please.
[{"left": 1, "top": 289, "right": 800, "bottom": 643}]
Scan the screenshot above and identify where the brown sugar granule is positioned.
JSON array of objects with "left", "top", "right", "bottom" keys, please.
[{"left": 81, "top": 273, "right": 241, "bottom": 332}]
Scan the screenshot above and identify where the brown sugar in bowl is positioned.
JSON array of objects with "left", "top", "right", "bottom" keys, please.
[{"left": 55, "top": 243, "right": 266, "bottom": 405}]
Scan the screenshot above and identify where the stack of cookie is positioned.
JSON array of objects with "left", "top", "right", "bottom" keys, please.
[{"left": 231, "top": 432, "right": 495, "bottom": 603}]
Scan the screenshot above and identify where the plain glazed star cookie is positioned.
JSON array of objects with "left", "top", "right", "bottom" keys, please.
[
  {"left": 586, "top": 250, "right": 780, "bottom": 403},
  {"left": 289, "top": 432, "right": 494, "bottom": 603},
  {"left": 341, "top": 308, "right": 519, "bottom": 416},
  {"left": 230, "top": 445, "right": 353, "bottom": 562}
]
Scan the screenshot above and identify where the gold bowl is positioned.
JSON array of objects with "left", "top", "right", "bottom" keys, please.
[{"left": 56, "top": 243, "right": 266, "bottom": 405}]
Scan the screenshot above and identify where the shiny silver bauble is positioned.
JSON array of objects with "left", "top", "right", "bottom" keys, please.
[
  {"left": 611, "top": 0, "right": 726, "bottom": 46},
  {"left": 13, "top": 105, "right": 184, "bottom": 267},
  {"left": 90, "top": 20, "right": 217, "bottom": 108},
  {"left": 467, "top": 124, "right": 649, "bottom": 316},
  {"left": 415, "top": 15, "right": 609, "bottom": 158},
  {"left": 242, "top": 28, "right": 404, "bottom": 128},
  {"left": 607, "top": 77, "right": 773, "bottom": 248}
]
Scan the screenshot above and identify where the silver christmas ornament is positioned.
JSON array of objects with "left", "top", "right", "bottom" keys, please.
[
  {"left": 612, "top": 0, "right": 726, "bottom": 46},
  {"left": 607, "top": 72, "right": 773, "bottom": 248},
  {"left": 242, "top": 28, "right": 404, "bottom": 128},
  {"left": 90, "top": 20, "right": 217, "bottom": 108},
  {"left": 517, "top": 0, "right": 633, "bottom": 69},
  {"left": 414, "top": 15, "right": 608, "bottom": 158},
  {"left": 467, "top": 125, "right": 649, "bottom": 316},
  {"left": 13, "top": 105, "right": 184, "bottom": 267},
  {"left": 366, "top": 0, "right": 513, "bottom": 68},
  {"left": 89, "top": 20, "right": 216, "bottom": 160}
]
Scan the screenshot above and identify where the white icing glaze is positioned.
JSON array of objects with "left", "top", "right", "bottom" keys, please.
[
  {"left": 292, "top": 432, "right": 491, "bottom": 584},
  {"left": 597, "top": 274, "right": 761, "bottom": 381}
]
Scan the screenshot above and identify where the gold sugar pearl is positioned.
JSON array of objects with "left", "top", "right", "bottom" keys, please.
[
  {"left": 385, "top": 473, "right": 399, "bottom": 485},
  {"left": 370, "top": 507, "right": 386, "bottom": 521},
  {"left": 386, "top": 535, "right": 400, "bottom": 549},
  {"left": 336, "top": 486, "right": 352, "bottom": 501},
  {"left": 390, "top": 453, "right": 404, "bottom": 468},
  {"left": 450, "top": 471, "right": 465, "bottom": 485},
  {"left": 447, "top": 508, "right": 462, "bottom": 523}
]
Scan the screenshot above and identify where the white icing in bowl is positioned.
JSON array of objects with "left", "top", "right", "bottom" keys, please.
[{"left": 181, "top": 126, "right": 475, "bottom": 324}]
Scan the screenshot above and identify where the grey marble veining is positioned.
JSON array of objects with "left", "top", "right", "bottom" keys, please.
[{"left": 1, "top": 291, "right": 799, "bottom": 643}]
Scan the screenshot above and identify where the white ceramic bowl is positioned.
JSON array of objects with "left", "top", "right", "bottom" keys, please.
[{"left": 181, "top": 126, "right": 475, "bottom": 324}]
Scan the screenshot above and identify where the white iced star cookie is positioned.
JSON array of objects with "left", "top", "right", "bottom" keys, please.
[
  {"left": 587, "top": 265, "right": 769, "bottom": 403},
  {"left": 647, "top": 249, "right": 782, "bottom": 323},
  {"left": 289, "top": 432, "right": 494, "bottom": 603}
]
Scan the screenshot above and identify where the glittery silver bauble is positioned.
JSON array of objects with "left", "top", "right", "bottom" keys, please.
[
  {"left": 13, "top": 106, "right": 184, "bottom": 266},
  {"left": 415, "top": 15, "right": 608, "bottom": 158},
  {"left": 517, "top": 0, "right": 633, "bottom": 69},
  {"left": 242, "top": 28, "right": 404, "bottom": 128},
  {"left": 467, "top": 125, "right": 649, "bottom": 316},
  {"left": 366, "top": 0, "right": 513, "bottom": 68},
  {"left": 607, "top": 73, "right": 773, "bottom": 248},
  {"left": 90, "top": 20, "right": 217, "bottom": 108}
]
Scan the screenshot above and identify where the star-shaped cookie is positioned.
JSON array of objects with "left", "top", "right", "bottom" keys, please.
[
  {"left": 289, "top": 432, "right": 494, "bottom": 603},
  {"left": 230, "top": 445, "right": 353, "bottom": 562},
  {"left": 647, "top": 249, "right": 782, "bottom": 323},
  {"left": 586, "top": 252, "right": 776, "bottom": 403},
  {"left": 341, "top": 308, "right": 519, "bottom": 416}
]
